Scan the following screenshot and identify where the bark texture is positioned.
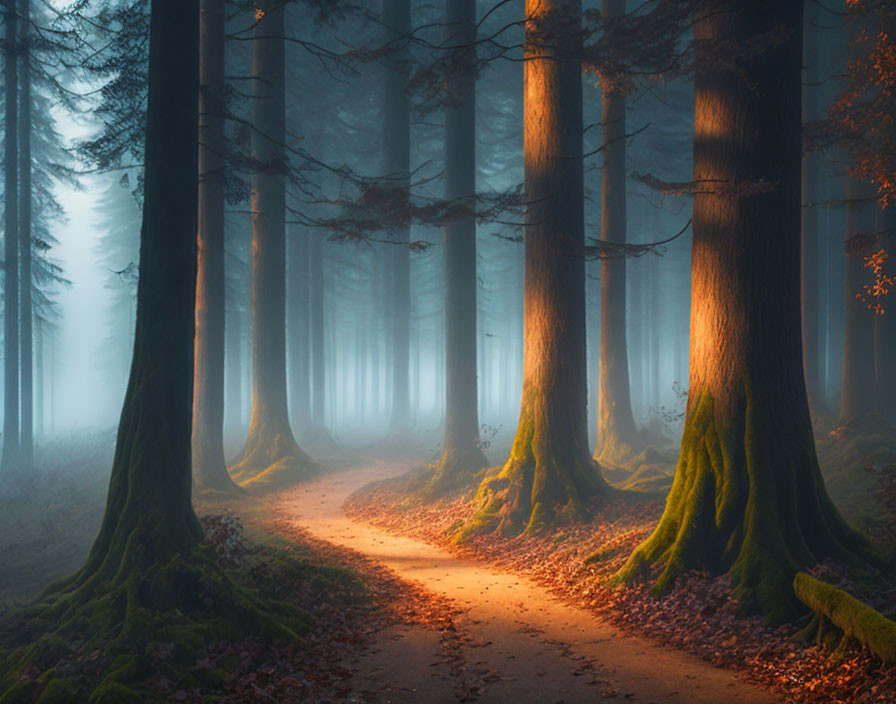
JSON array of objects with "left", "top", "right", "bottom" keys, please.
[
  {"left": 463, "top": 0, "right": 609, "bottom": 537},
  {"left": 426, "top": 0, "right": 488, "bottom": 496},
  {"left": 193, "top": 0, "right": 239, "bottom": 493},
  {"left": 616, "top": 0, "right": 872, "bottom": 623},
  {"left": 230, "top": 0, "right": 313, "bottom": 488},
  {"left": 595, "top": 0, "right": 639, "bottom": 466},
  {"left": 2, "top": 0, "right": 18, "bottom": 472},
  {"left": 801, "top": 0, "right": 823, "bottom": 409}
]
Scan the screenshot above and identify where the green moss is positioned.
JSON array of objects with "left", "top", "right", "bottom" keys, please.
[
  {"left": 794, "top": 572, "right": 896, "bottom": 663},
  {"left": 35, "top": 679, "right": 82, "bottom": 704},
  {"left": 87, "top": 681, "right": 142, "bottom": 704}
]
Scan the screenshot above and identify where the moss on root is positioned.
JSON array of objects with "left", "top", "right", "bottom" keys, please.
[
  {"left": 793, "top": 571, "right": 896, "bottom": 664},
  {"left": 457, "top": 391, "right": 613, "bottom": 540},
  {"left": 0, "top": 546, "right": 308, "bottom": 703},
  {"left": 420, "top": 444, "right": 489, "bottom": 500},
  {"left": 615, "top": 387, "right": 877, "bottom": 624},
  {"left": 229, "top": 416, "right": 316, "bottom": 491}
]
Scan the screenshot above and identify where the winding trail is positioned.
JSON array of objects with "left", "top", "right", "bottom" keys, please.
[{"left": 273, "top": 461, "right": 780, "bottom": 704}]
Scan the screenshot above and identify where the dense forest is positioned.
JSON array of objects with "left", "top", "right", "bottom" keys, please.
[{"left": 0, "top": 0, "right": 895, "bottom": 702}]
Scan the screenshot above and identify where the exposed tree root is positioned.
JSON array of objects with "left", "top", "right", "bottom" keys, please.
[
  {"left": 794, "top": 571, "right": 896, "bottom": 664},
  {"left": 421, "top": 445, "right": 489, "bottom": 500},
  {"left": 230, "top": 416, "right": 315, "bottom": 491},
  {"left": 615, "top": 389, "right": 877, "bottom": 623}
]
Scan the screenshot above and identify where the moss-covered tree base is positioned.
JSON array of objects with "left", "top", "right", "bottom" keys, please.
[
  {"left": 230, "top": 417, "right": 315, "bottom": 491},
  {"left": 420, "top": 444, "right": 489, "bottom": 500},
  {"left": 615, "top": 389, "right": 877, "bottom": 624},
  {"left": 0, "top": 547, "right": 307, "bottom": 704}
]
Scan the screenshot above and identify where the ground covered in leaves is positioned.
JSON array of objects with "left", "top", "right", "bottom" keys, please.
[{"left": 344, "top": 460, "right": 896, "bottom": 704}]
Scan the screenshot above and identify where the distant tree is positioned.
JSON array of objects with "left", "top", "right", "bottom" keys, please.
[
  {"left": 425, "top": 0, "right": 488, "bottom": 495},
  {"left": 193, "top": 0, "right": 240, "bottom": 493},
  {"left": 594, "top": 0, "right": 640, "bottom": 466},
  {"left": 2, "top": 0, "right": 19, "bottom": 473},
  {"left": 229, "top": 0, "right": 314, "bottom": 487},
  {"left": 617, "top": 0, "right": 873, "bottom": 622}
]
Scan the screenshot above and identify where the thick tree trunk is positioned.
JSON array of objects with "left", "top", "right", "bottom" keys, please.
[
  {"left": 801, "top": 0, "right": 823, "bottom": 410},
  {"left": 617, "top": 0, "right": 871, "bottom": 623},
  {"left": 383, "top": 0, "right": 412, "bottom": 437},
  {"left": 287, "top": 227, "right": 311, "bottom": 434},
  {"left": 464, "top": 0, "right": 608, "bottom": 537},
  {"left": 426, "top": 0, "right": 488, "bottom": 495},
  {"left": 193, "top": 0, "right": 239, "bottom": 492},
  {"left": 231, "top": 0, "right": 312, "bottom": 487},
  {"left": 56, "top": 0, "right": 203, "bottom": 589},
  {"left": 2, "top": 0, "right": 18, "bottom": 472},
  {"left": 595, "top": 0, "right": 639, "bottom": 466},
  {"left": 841, "top": 12, "right": 877, "bottom": 420},
  {"left": 18, "top": 0, "right": 32, "bottom": 471}
]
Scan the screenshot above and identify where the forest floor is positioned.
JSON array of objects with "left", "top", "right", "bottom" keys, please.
[
  {"left": 340, "top": 452, "right": 896, "bottom": 704},
  {"left": 0, "top": 424, "right": 894, "bottom": 702}
]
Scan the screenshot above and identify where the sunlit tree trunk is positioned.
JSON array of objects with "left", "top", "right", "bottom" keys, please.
[
  {"left": 231, "top": 0, "right": 312, "bottom": 486},
  {"left": 595, "top": 0, "right": 639, "bottom": 466},
  {"left": 465, "top": 0, "right": 608, "bottom": 536},
  {"left": 426, "top": 0, "right": 488, "bottom": 495},
  {"left": 193, "top": 0, "right": 239, "bottom": 492},
  {"left": 288, "top": 227, "right": 311, "bottom": 434},
  {"left": 841, "top": 11, "right": 877, "bottom": 420},
  {"left": 384, "top": 0, "right": 412, "bottom": 437},
  {"left": 618, "top": 0, "right": 871, "bottom": 623},
  {"left": 2, "top": 0, "right": 18, "bottom": 472},
  {"left": 801, "top": 0, "right": 823, "bottom": 410},
  {"left": 18, "top": 0, "right": 33, "bottom": 471}
]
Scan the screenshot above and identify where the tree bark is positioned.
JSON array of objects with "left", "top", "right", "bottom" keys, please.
[
  {"left": 55, "top": 0, "right": 203, "bottom": 589},
  {"left": 230, "top": 0, "right": 313, "bottom": 487},
  {"left": 426, "top": 0, "right": 488, "bottom": 495},
  {"left": 193, "top": 0, "right": 239, "bottom": 492},
  {"left": 801, "top": 0, "right": 823, "bottom": 410},
  {"left": 464, "top": 0, "right": 608, "bottom": 537},
  {"left": 2, "top": 0, "right": 18, "bottom": 472},
  {"left": 595, "top": 0, "right": 639, "bottom": 466},
  {"left": 18, "top": 0, "right": 32, "bottom": 471},
  {"left": 617, "top": 0, "right": 872, "bottom": 623},
  {"left": 383, "top": 0, "right": 412, "bottom": 437}
]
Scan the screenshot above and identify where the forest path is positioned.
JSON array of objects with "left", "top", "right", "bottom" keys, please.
[{"left": 273, "top": 460, "right": 780, "bottom": 704}]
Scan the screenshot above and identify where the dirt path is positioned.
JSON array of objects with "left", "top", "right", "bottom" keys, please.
[{"left": 273, "top": 461, "right": 781, "bottom": 704}]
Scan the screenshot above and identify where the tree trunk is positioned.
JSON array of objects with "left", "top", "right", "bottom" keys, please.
[
  {"left": 595, "top": 0, "right": 639, "bottom": 466},
  {"left": 383, "top": 0, "right": 412, "bottom": 437},
  {"left": 464, "top": 0, "right": 608, "bottom": 537},
  {"left": 617, "top": 0, "right": 872, "bottom": 623},
  {"left": 801, "top": 0, "right": 823, "bottom": 410},
  {"left": 18, "top": 0, "right": 33, "bottom": 471},
  {"left": 840, "top": 11, "right": 877, "bottom": 420},
  {"left": 287, "top": 227, "right": 311, "bottom": 434},
  {"left": 426, "top": 0, "right": 488, "bottom": 495},
  {"left": 45, "top": 0, "right": 204, "bottom": 595},
  {"left": 224, "top": 298, "right": 243, "bottom": 435},
  {"left": 310, "top": 229, "right": 325, "bottom": 426},
  {"left": 2, "top": 0, "right": 18, "bottom": 472},
  {"left": 230, "top": 0, "right": 312, "bottom": 487},
  {"left": 193, "top": 0, "right": 239, "bottom": 492}
]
